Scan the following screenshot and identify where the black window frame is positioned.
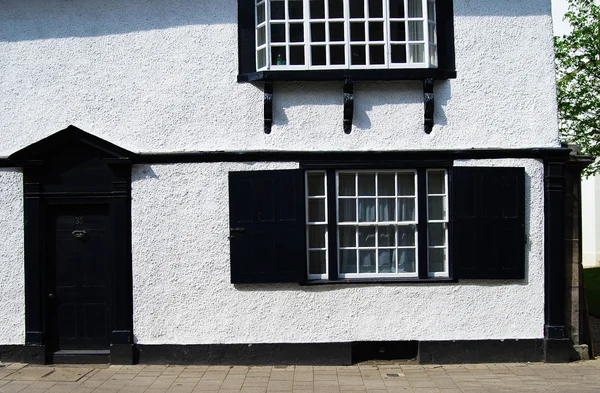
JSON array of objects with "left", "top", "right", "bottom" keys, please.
[{"left": 237, "top": 0, "right": 456, "bottom": 82}]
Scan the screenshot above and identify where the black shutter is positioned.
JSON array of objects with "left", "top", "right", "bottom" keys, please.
[
  {"left": 229, "top": 169, "right": 305, "bottom": 283},
  {"left": 452, "top": 167, "right": 526, "bottom": 279}
]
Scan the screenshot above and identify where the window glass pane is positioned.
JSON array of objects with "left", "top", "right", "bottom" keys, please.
[
  {"left": 408, "top": 21, "right": 424, "bottom": 41},
  {"left": 369, "top": 22, "right": 384, "bottom": 41},
  {"left": 398, "top": 198, "right": 415, "bottom": 221},
  {"left": 378, "top": 226, "right": 395, "bottom": 246},
  {"left": 389, "top": 0, "right": 405, "bottom": 18},
  {"left": 351, "top": 45, "right": 367, "bottom": 65},
  {"left": 429, "top": 248, "right": 445, "bottom": 273},
  {"left": 311, "top": 0, "right": 326, "bottom": 18},
  {"left": 368, "top": 0, "right": 383, "bottom": 18},
  {"left": 377, "top": 174, "right": 395, "bottom": 196},
  {"left": 358, "top": 198, "right": 376, "bottom": 222},
  {"left": 378, "top": 198, "right": 395, "bottom": 221},
  {"left": 391, "top": 44, "right": 407, "bottom": 63},
  {"left": 271, "top": 24, "right": 286, "bottom": 43},
  {"left": 370, "top": 45, "right": 385, "bottom": 65},
  {"left": 339, "top": 226, "right": 356, "bottom": 247},
  {"left": 398, "top": 173, "right": 415, "bottom": 195},
  {"left": 359, "top": 250, "right": 376, "bottom": 273},
  {"left": 427, "top": 171, "right": 445, "bottom": 194},
  {"left": 289, "top": 0, "right": 304, "bottom": 19},
  {"left": 311, "top": 45, "right": 327, "bottom": 65},
  {"left": 350, "top": 22, "right": 366, "bottom": 41},
  {"left": 339, "top": 174, "right": 355, "bottom": 196},
  {"left": 428, "top": 196, "right": 446, "bottom": 220},
  {"left": 308, "top": 225, "right": 327, "bottom": 248},
  {"left": 378, "top": 249, "right": 396, "bottom": 273},
  {"left": 398, "top": 249, "right": 415, "bottom": 272},
  {"left": 428, "top": 22, "right": 436, "bottom": 44},
  {"left": 390, "top": 22, "right": 406, "bottom": 41},
  {"left": 271, "top": 0, "right": 285, "bottom": 20},
  {"left": 397, "top": 225, "right": 415, "bottom": 246},
  {"left": 409, "top": 43, "right": 424, "bottom": 62},
  {"left": 311, "top": 23, "right": 326, "bottom": 42},
  {"left": 257, "top": 26, "right": 267, "bottom": 46},
  {"left": 271, "top": 46, "right": 287, "bottom": 65},
  {"left": 358, "top": 173, "right": 375, "bottom": 196},
  {"left": 307, "top": 172, "right": 325, "bottom": 196},
  {"left": 329, "top": 0, "right": 344, "bottom": 18},
  {"left": 407, "top": 0, "right": 423, "bottom": 17},
  {"left": 290, "top": 23, "right": 304, "bottom": 42},
  {"left": 340, "top": 250, "right": 357, "bottom": 273},
  {"left": 428, "top": 223, "right": 445, "bottom": 246},
  {"left": 309, "top": 250, "right": 327, "bottom": 274},
  {"left": 350, "top": 0, "right": 365, "bottom": 18},
  {"left": 290, "top": 46, "right": 305, "bottom": 65},
  {"left": 427, "top": 0, "right": 435, "bottom": 19},
  {"left": 329, "top": 22, "right": 345, "bottom": 41},
  {"left": 430, "top": 45, "right": 437, "bottom": 66},
  {"left": 308, "top": 199, "right": 326, "bottom": 222},
  {"left": 330, "top": 45, "right": 346, "bottom": 64},
  {"left": 339, "top": 199, "right": 357, "bottom": 222},
  {"left": 257, "top": 48, "right": 267, "bottom": 69},
  {"left": 358, "top": 226, "right": 376, "bottom": 247},
  {"left": 257, "top": 3, "right": 266, "bottom": 24}
]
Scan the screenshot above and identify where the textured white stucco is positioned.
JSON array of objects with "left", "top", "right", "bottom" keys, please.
[
  {"left": 131, "top": 159, "right": 545, "bottom": 345},
  {"left": 0, "top": 169, "right": 24, "bottom": 345},
  {"left": 0, "top": 0, "right": 559, "bottom": 155}
]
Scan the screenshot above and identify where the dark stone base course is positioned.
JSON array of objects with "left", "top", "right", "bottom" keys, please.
[{"left": 0, "top": 339, "right": 573, "bottom": 365}]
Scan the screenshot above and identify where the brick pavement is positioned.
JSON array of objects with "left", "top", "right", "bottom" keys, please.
[{"left": 0, "top": 360, "right": 599, "bottom": 393}]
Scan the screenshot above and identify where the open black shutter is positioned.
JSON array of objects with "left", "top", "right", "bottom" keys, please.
[
  {"left": 452, "top": 167, "right": 526, "bottom": 279},
  {"left": 229, "top": 169, "right": 305, "bottom": 283}
]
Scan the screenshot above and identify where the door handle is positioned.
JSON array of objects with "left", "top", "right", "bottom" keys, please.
[
  {"left": 72, "top": 229, "right": 87, "bottom": 240},
  {"left": 48, "top": 293, "right": 55, "bottom": 300}
]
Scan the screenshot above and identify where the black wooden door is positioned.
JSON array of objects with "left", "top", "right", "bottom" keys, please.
[{"left": 47, "top": 205, "right": 112, "bottom": 351}]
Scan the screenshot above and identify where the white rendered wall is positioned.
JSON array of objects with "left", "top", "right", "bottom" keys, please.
[
  {"left": 0, "top": 169, "right": 24, "bottom": 345},
  {"left": 0, "top": 0, "right": 559, "bottom": 156},
  {"left": 582, "top": 175, "right": 600, "bottom": 267},
  {"left": 131, "top": 159, "right": 545, "bottom": 345}
]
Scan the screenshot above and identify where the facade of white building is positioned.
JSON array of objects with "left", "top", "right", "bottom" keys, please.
[{"left": 0, "top": 0, "right": 580, "bottom": 364}]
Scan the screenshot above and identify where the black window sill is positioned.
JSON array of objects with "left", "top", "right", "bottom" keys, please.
[
  {"left": 301, "top": 277, "right": 457, "bottom": 286},
  {"left": 238, "top": 69, "right": 457, "bottom": 83}
]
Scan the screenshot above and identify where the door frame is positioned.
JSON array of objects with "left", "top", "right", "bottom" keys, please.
[{"left": 11, "top": 126, "right": 135, "bottom": 364}]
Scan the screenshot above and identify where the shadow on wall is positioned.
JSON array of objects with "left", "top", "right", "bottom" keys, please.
[
  {"left": 0, "top": 0, "right": 236, "bottom": 42},
  {"left": 1, "top": 0, "right": 550, "bottom": 43}
]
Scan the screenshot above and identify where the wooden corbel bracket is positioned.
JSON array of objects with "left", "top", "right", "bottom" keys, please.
[
  {"left": 343, "top": 78, "right": 354, "bottom": 134},
  {"left": 424, "top": 78, "right": 434, "bottom": 134}
]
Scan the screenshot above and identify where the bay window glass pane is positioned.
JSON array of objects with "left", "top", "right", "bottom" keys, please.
[
  {"left": 398, "top": 173, "right": 415, "bottom": 195},
  {"left": 358, "top": 174, "right": 376, "bottom": 196},
  {"left": 378, "top": 249, "right": 396, "bottom": 273},
  {"left": 312, "top": 23, "right": 326, "bottom": 42},
  {"left": 271, "top": 46, "right": 287, "bottom": 66},
  {"left": 428, "top": 223, "right": 445, "bottom": 246},
  {"left": 408, "top": 21, "right": 424, "bottom": 41},
  {"left": 257, "top": 26, "right": 267, "bottom": 46},
  {"left": 427, "top": 0, "right": 435, "bottom": 19},
  {"left": 290, "top": 23, "right": 304, "bottom": 42},
  {"left": 377, "top": 174, "right": 395, "bottom": 196},
  {"left": 339, "top": 226, "right": 356, "bottom": 247},
  {"left": 370, "top": 45, "right": 385, "bottom": 65},
  {"left": 340, "top": 250, "right": 358, "bottom": 273},
  {"left": 339, "top": 199, "right": 357, "bottom": 222},
  {"left": 369, "top": 0, "right": 383, "bottom": 18},
  {"left": 310, "top": 0, "right": 325, "bottom": 18},
  {"left": 257, "top": 3, "right": 266, "bottom": 24},
  {"left": 409, "top": 43, "right": 424, "bottom": 62},
  {"left": 390, "top": 22, "right": 406, "bottom": 42},
  {"left": 427, "top": 171, "right": 445, "bottom": 194},
  {"left": 289, "top": 0, "right": 303, "bottom": 19},
  {"left": 311, "top": 45, "right": 326, "bottom": 65},
  {"left": 397, "top": 198, "right": 415, "bottom": 221},
  {"left": 339, "top": 173, "right": 356, "bottom": 196},
  {"left": 428, "top": 196, "right": 446, "bottom": 220},
  {"left": 308, "top": 226, "right": 327, "bottom": 248},
  {"left": 428, "top": 22, "right": 436, "bottom": 44},
  {"left": 291, "top": 47, "right": 306, "bottom": 66},
  {"left": 407, "top": 0, "right": 423, "bottom": 17},
  {"left": 358, "top": 198, "right": 376, "bottom": 222},
  {"left": 391, "top": 44, "right": 407, "bottom": 63},
  {"left": 359, "top": 250, "right": 376, "bottom": 273},
  {"left": 350, "top": 0, "right": 365, "bottom": 18},
  {"left": 307, "top": 172, "right": 325, "bottom": 196},
  {"left": 378, "top": 198, "right": 395, "bottom": 221},
  {"left": 397, "top": 225, "right": 415, "bottom": 246},
  {"left": 398, "top": 249, "right": 416, "bottom": 272},
  {"left": 358, "top": 226, "right": 376, "bottom": 247},
  {"left": 330, "top": 45, "right": 346, "bottom": 65},
  {"left": 369, "top": 22, "right": 384, "bottom": 41},
  {"left": 429, "top": 248, "right": 445, "bottom": 272},
  {"left": 389, "top": 0, "right": 405, "bottom": 18},
  {"left": 271, "top": 0, "right": 285, "bottom": 20},
  {"left": 329, "top": 0, "right": 344, "bottom": 18},
  {"left": 351, "top": 22, "right": 366, "bottom": 41},
  {"left": 430, "top": 45, "right": 437, "bottom": 66},
  {"left": 351, "top": 45, "right": 366, "bottom": 65},
  {"left": 257, "top": 48, "right": 267, "bottom": 69},
  {"left": 308, "top": 199, "right": 326, "bottom": 222},
  {"left": 309, "top": 250, "right": 327, "bottom": 274},
  {"left": 378, "top": 226, "right": 395, "bottom": 246},
  {"left": 330, "top": 22, "right": 345, "bottom": 41},
  {"left": 271, "top": 24, "right": 285, "bottom": 43}
]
